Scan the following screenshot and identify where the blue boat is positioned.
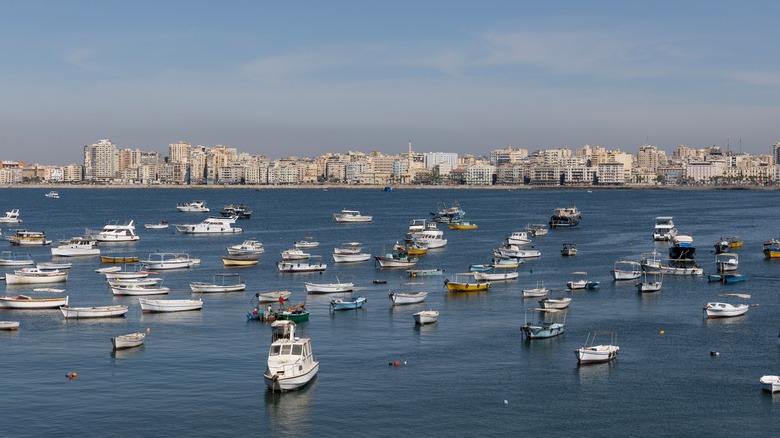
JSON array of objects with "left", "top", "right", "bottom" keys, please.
[
  {"left": 521, "top": 308, "right": 566, "bottom": 339},
  {"left": 723, "top": 273, "right": 746, "bottom": 284},
  {"left": 330, "top": 296, "right": 367, "bottom": 310}
]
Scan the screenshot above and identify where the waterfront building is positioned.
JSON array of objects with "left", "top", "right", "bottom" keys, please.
[{"left": 83, "top": 138, "right": 118, "bottom": 182}]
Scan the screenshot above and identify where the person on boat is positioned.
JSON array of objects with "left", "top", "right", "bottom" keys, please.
[
  {"left": 267, "top": 304, "right": 273, "bottom": 314},
  {"left": 278, "top": 296, "right": 285, "bottom": 310}
]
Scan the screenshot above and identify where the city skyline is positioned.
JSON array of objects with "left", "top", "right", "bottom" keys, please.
[{"left": 3, "top": 2, "right": 780, "bottom": 165}]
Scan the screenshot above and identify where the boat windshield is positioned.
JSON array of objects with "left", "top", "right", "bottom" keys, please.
[{"left": 270, "top": 345, "right": 281, "bottom": 356}]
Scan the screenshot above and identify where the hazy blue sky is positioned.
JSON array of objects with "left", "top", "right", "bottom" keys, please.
[{"left": 2, "top": 1, "right": 779, "bottom": 164}]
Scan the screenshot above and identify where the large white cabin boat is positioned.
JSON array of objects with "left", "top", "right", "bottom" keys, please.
[
  {"left": 176, "top": 201, "right": 209, "bottom": 212},
  {"left": 652, "top": 216, "right": 678, "bottom": 241},
  {"left": 87, "top": 220, "right": 140, "bottom": 242},
  {"left": 175, "top": 217, "right": 242, "bottom": 234},
  {"left": 51, "top": 237, "right": 100, "bottom": 257},
  {"left": 0, "top": 209, "right": 21, "bottom": 223},
  {"left": 263, "top": 320, "right": 319, "bottom": 391},
  {"left": 333, "top": 209, "right": 372, "bottom": 223}
]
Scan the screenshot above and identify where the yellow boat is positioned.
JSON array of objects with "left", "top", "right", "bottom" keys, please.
[
  {"left": 444, "top": 275, "right": 491, "bottom": 292},
  {"left": 448, "top": 221, "right": 478, "bottom": 230},
  {"left": 763, "top": 240, "right": 780, "bottom": 258},
  {"left": 725, "top": 236, "right": 743, "bottom": 249},
  {"left": 394, "top": 243, "right": 427, "bottom": 256}
]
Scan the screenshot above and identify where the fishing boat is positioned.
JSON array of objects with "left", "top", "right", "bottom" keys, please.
[
  {"left": 5, "top": 268, "right": 68, "bottom": 285},
  {"left": 190, "top": 273, "right": 246, "bottom": 293},
  {"left": 103, "top": 262, "right": 152, "bottom": 279},
  {"left": 549, "top": 206, "right": 582, "bottom": 229},
  {"left": 444, "top": 274, "right": 491, "bottom": 292},
  {"left": 0, "top": 295, "right": 69, "bottom": 309},
  {"left": 333, "top": 242, "right": 362, "bottom": 254},
  {"left": 60, "top": 305, "right": 129, "bottom": 318},
  {"left": 713, "top": 239, "right": 730, "bottom": 254},
  {"left": 522, "top": 281, "right": 550, "bottom": 298},
  {"left": 413, "top": 310, "right": 439, "bottom": 325},
  {"left": 7, "top": 230, "right": 51, "bottom": 246},
  {"left": 716, "top": 253, "right": 739, "bottom": 273},
  {"left": 333, "top": 209, "right": 372, "bottom": 223},
  {"left": 375, "top": 250, "right": 418, "bottom": 268},
  {"left": 222, "top": 255, "right": 260, "bottom": 267},
  {"left": 472, "top": 268, "right": 518, "bottom": 281},
  {"left": 567, "top": 272, "right": 599, "bottom": 290},
  {"left": 277, "top": 304, "right": 309, "bottom": 322},
  {"left": 658, "top": 245, "right": 703, "bottom": 276},
  {"left": 406, "top": 268, "right": 444, "bottom": 277},
  {"left": 560, "top": 242, "right": 578, "bottom": 256},
  {"left": 280, "top": 248, "right": 311, "bottom": 261},
  {"left": 640, "top": 251, "right": 663, "bottom": 272},
  {"left": 760, "top": 375, "right": 780, "bottom": 393},
  {"left": 704, "top": 296, "right": 750, "bottom": 318},
  {"left": 763, "top": 239, "right": 780, "bottom": 258},
  {"left": 0, "top": 321, "right": 20, "bottom": 330},
  {"left": 142, "top": 252, "right": 195, "bottom": 270},
  {"left": 176, "top": 200, "right": 209, "bottom": 212},
  {"left": 388, "top": 291, "right": 428, "bottom": 305},
  {"left": 332, "top": 251, "right": 371, "bottom": 263},
  {"left": 636, "top": 272, "right": 663, "bottom": 293},
  {"left": 100, "top": 255, "right": 139, "bottom": 264},
  {"left": 175, "top": 216, "right": 242, "bottom": 234},
  {"left": 611, "top": 261, "right": 642, "bottom": 281},
  {"left": 495, "top": 244, "right": 541, "bottom": 259},
  {"left": 521, "top": 308, "right": 566, "bottom": 339},
  {"left": 394, "top": 242, "right": 427, "bottom": 256},
  {"left": 220, "top": 204, "right": 252, "bottom": 219},
  {"left": 0, "top": 209, "right": 21, "bottom": 223},
  {"left": 294, "top": 238, "right": 320, "bottom": 249},
  {"left": 430, "top": 202, "right": 465, "bottom": 223},
  {"left": 305, "top": 278, "right": 354, "bottom": 293},
  {"left": 575, "top": 331, "right": 619, "bottom": 364},
  {"left": 139, "top": 298, "right": 203, "bottom": 312},
  {"left": 506, "top": 231, "right": 533, "bottom": 246},
  {"left": 111, "top": 282, "right": 170, "bottom": 296},
  {"left": 144, "top": 220, "right": 169, "bottom": 230},
  {"left": 448, "top": 220, "right": 477, "bottom": 230},
  {"left": 725, "top": 236, "right": 743, "bottom": 249},
  {"left": 330, "top": 296, "right": 367, "bottom": 310},
  {"left": 255, "top": 291, "right": 292, "bottom": 303},
  {"left": 407, "top": 223, "right": 447, "bottom": 249},
  {"left": 87, "top": 220, "right": 140, "bottom": 242},
  {"left": 652, "top": 216, "right": 677, "bottom": 241},
  {"left": 524, "top": 223, "right": 548, "bottom": 237},
  {"left": 112, "top": 332, "right": 146, "bottom": 350},
  {"left": 0, "top": 251, "right": 34, "bottom": 266},
  {"left": 227, "top": 240, "right": 265, "bottom": 255},
  {"left": 539, "top": 296, "right": 572, "bottom": 309},
  {"left": 276, "top": 258, "right": 327, "bottom": 273},
  {"left": 51, "top": 236, "right": 100, "bottom": 257},
  {"left": 263, "top": 320, "right": 319, "bottom": 391}
]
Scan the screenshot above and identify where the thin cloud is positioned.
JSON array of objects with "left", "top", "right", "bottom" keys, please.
[{"left": 727, "top": 71, "right": 780, "bottom": 87}]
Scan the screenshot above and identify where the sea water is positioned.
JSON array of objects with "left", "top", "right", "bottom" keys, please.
[{"left": 1, "top": 187, "right": 780, "bottom": 436}]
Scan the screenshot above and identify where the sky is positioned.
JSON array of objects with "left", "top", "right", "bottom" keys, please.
[{"left": 2, "top": 1, "right": 780, "bottom": 164}]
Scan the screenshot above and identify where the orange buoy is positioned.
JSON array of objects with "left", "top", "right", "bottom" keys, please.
[
  {"left": 146, "top": 327, "right": 151, "bottom": 334},
  {"left": 394, "top": 361, "right": 399, "bottom": 367},
  {"left": 660, "top": 330, "right": 665, "bottom": 335}
]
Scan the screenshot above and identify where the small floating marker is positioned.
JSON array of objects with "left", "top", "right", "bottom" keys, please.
[
  {"left": 403, "top": 361, "right": 407, "bottom": 366},
  {"left": 504, "top": 400, "right": 509, "bottom": 405},
  {"left": 66, "top": 372, "right": 78, "bottom": 380},
  {"left": 710, "top": 351, "right": 719, "bottom": 356},
  {"left": 394, "top": 361, "right": 399, "bottom": 367},
  {"left": 659, "top": 330, "right": 665, "bottom": 335},
  {"left": 388, "top": 362, "right": 393, "bottom": 366},
  {"left": 146, "top": 327, "right": 151, "bottom": 334}
]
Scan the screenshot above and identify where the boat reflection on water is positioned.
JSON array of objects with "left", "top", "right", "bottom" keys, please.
[
  {"left": 111, "top": 344, "right": 145, "bottom": 360},
  {"left": 264, "top": 378, "right": 316, "bottom": 435},
  {"left": 140, "top": 311, "right": 204, "bottom": 324},
  {"left": 575, "top": 358, "right": 618, "bottom": 385}
]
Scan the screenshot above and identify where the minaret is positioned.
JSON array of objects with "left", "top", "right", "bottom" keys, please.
[{"left": 407, "top": 141, "right": 413, "bottom": 182}]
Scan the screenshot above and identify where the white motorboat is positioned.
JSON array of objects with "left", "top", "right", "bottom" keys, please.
[
  {"left": 7, "top": 230, "right": 51, "bottom": 246},
  {"left": 575, "top": 331, "right": 620, "bottom": 364},
  {"left": 190, "top": 274, "right": 246, "bottom": 293},
  {"left": 255, "top": 291, "right": 292, "bottom": 303},
  {"left": 294, "top": 238, "right": 320, "bottom": 249},
  {"left": 176, "top": 201, "right": 209, "bottom": 212},
  {"left": 636, "top": 272, "right": 663, "bottom": 293},
  {"left": 407, "top": 224, "right": 447, "bottom": 249},
  {"left": 45, "top": 191, "right": 60, "bottom": 199},
  {"left": 0, "top": 295, "right": 69, "bottom": 309},
  {"left": 141, "top": 252, "right": 195, "bottom": 270},
  {"left": 652, "top": 216, "right": 677, "bottom": 241},
  {"left": 175, "top": 217, "right": 242, "bottom": 234},
  {"left": 332, "top": 252, "right": 371, "bottom": 263},
  {"left": 521, "top": 308, "right": 566, "bottom": 339},
  {"left": 375, "top": 250, "right": 419, "bottom": 268},
  {"left": 473, "top": 269, "right": 518, "bottom": 281},
  {"left": 506, "top": 231, "right": 532, "bottom": 246},
  {"left": 112, "top": 332, "right": 146, "bottom": 350},
  {"left": 139, "top": 298, "right": 203, "bottom": 312},
  {"left": 0, "top": 321, "right": 20, "bottom": 330},
  {"left": 0, "top": 209, "right": 21, "bottom": 223},
  {"left": 276, "top": 259, "right": 327, "bottom": 273},
  {"left": 112, "top": 282, "right": 170, "bottom": 296},
  {"left": 560, "top": 242, "right": 578, "bottom": 256},
  {"left": 264, "top": 320, "right": 319, "bottom": 391},
  {"left": 87, "top": 220, "right": 140, "bottom": 242},
  {"left": 413, "top": 310, "right": 439, "bottom": 325},
  {"left": 144, "top": 220, "right": 169, "bottom": 229},
  {"left": 5, "top": 268, "right": 68, "bottom": 285},
  {"left": 281, "top": 248, "right": 311, "bottom": 260},
  {"left": 60, "top": 305, "right": 129, "bottom": 318},
  {"left": 333, "top": 242, "right": 362, "bottom": 254},
  {"left": 716, "top": 253, "right": 739, "bottom": 273},
  {"left": 704, "top": 299, "right": 749, "bottom": 318},
  {"left": 567, "top": 272, "right": 599, "bottom": 290},
  {"left": 524, "top": 223, "right": 548, "bottom": 237},
  {"left": 496, "top": 245, "right": 541, "bottom": 259},
  {"left": 388, "top": 291, "right": 428, "bottom": 305},
  {"left": 611, "top": 261, "right": 642, "bottom": 281},
  {"left": 760, "top": 375, "right": 780, "bottom": 393},
  {"left": 227, "top": 240, "right": 265, "bottom": 255},
  {"left": 333, "top": 209, "right": 372, "bottom": 223},
  {"left": 51, "top": 236, "right": 100, "bottom": 257},
  {"left": 304, "top": 279, "right": 355, "bottom": 293},
  {"left": 0, "top": 251, "right": 34, "bottom": 266},
  {"left": 539, "top": 296, "right": 572, "bottom": 309},
  {"left": 522, "top": 281, "right": 550, "bottom": 298}
]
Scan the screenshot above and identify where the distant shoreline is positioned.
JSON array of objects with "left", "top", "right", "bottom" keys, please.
[{"left": 1, "top": 183, "right": 774, "bottom": 191}]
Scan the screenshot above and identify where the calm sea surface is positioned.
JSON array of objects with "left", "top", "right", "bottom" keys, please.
[{"left": 2, "top": 188, "right": 780, "bottom": 436}]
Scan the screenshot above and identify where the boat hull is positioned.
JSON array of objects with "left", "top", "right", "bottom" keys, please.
[
  {"left": 112, "top": 333, "right": 146, "bottom": 350},
  {"left": 0, "top": 295, "right": 69, "bottom": 309},
  {"left": 576, "top": 345, "right": 619, "bottom": 364},
  {"left": 760, "top": 376, "right": 780, "bottom": 393},
  {"left": 522, "top": 323, "right": 565, "bottom": 339},
  {"left": 276, "top": 262, "right": 327, "bottom": 272},
  {"left": 330, "top": 297, "right": 367, "bottom": 310},
  {"left": 413, "top": 311, "right": 439, "bottom": 325},
  {"left": 444, "top": 280, "right": 491, "bottom": 292},
  {"left": 256, "top": 291, "right": 291, "bottom": 303},
  {"left": 305, "top": 282, "right": 354, "bottom": 293},
  {"left": 5, "top": 271, "right": 68, "bottom": 285},
  {"left": 139, "top": 299, "right": 203, "bottom": 312},
  {"left": 60, "top": 305, "right": 129, "bottom": 318},
  {"left": 389, "top": 292, "right": 427, "bottom": 305},
  {"left": 264, "top": 362, "right": 319, "bottom": 391},
  {"left": 332, "top": 253, "right": 371, "bottom": 263}
]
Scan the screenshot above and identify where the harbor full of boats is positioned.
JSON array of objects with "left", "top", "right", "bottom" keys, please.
[{"left": 0, "top": 188, "right": 778, "bottom": 435}]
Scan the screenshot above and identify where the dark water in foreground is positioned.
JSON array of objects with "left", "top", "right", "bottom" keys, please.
[{"left": 2, "top": 188, "right": 780, "bottom": 436}]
